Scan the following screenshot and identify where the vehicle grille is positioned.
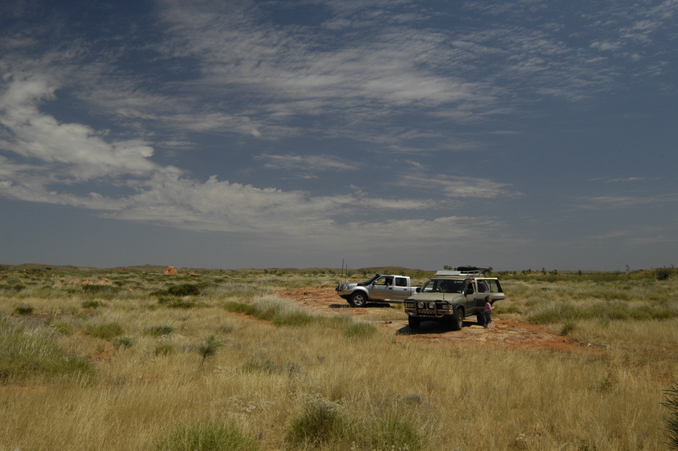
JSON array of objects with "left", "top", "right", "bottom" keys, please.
[{"left": 408, "top": 301, "right": 448, "bottom": 316}]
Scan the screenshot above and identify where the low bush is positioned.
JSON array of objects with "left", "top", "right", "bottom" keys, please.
[
  {"left": 167, "top": 284, "right": 202, "bottom": 297},
  {"left": 560, "top": 321, "right": 577, "bottom": 336},
  {"left": 81, "top": 300, "right": 105, "bottom": 309},
  {"left": 13, "top": 304, "right": 34, "bottom": 315},
  {"left": 286, "top": 396, "right": 344, "bottom": 447},
  {"left": 113, "top": 336, "right": 135, "bottom": 349},
  {"left": 154, "top": 422, "right": 259, "bottom": 451},
  {"left": 145, "top": 325, "right": 175, "bottom": 336},
  {"left": 86, "top": 322, "right": 124, "bottom": 340},
  {"left": 158, "top": 297, "right": 198, "bottom": 309},
  {"left": 366, "top": 416, "right": 424, "bottom": 451}
]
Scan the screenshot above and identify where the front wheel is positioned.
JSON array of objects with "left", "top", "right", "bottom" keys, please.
[
  {"left": 450, "top": 308, "right": 464, "bottom": 331},
  {"left": 349, "top": 292, "right": 368, "bottom": 307},
  {"left": 408, "top": 316, "right": 420, "bottom": 330}
]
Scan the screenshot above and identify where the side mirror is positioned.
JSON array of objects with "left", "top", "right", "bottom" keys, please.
[{"left": 416, "top": 287, "right": 421, "bottom": 293}]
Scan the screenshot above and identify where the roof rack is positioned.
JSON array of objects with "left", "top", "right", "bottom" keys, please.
[{"left": 435, "top": 266, "right": 489, "bottom": 276}]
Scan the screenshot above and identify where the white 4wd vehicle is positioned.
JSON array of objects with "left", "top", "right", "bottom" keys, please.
[
  {"left": 404, "top": 267, "right": 504, "bottom": 330},
  {"left": 336, "top": 274, "right": 419, "bottom": 307}
]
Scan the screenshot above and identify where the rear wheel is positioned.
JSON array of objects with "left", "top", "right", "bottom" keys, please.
[
  {"left": 450, "top": 308, "right": 464, "bottom": 331},
  {"left": 349, "top": 292, "right": 368, "bottom": 307},
  {"left": 476, "top": 313, "right": 485, "bottom": 327},
  {"left": 408, "top": 316, "right": 420, "bottom": 330}
]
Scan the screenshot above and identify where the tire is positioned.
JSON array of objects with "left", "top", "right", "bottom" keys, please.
[
  {"left": 476, "top": 313, "right": 485, "bottom": 327},
  {"left": 450, "top": 308, "right": 464, "bottom": 331},
  {"left": 349, "top": 292, "right": 368, "bottom": 307},
  {"left": 408, "top": 316, "right": 420, "bottom": 330}
]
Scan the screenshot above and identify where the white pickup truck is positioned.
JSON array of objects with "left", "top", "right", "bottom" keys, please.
[{"left": 335, "top": 274, "right": 419, "bottom": 307}]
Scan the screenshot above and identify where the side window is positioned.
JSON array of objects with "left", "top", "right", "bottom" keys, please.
[
  {"left": 376, "top": 276, "right": 393, "bottom": 286},
  {"left": 477, "top": 279, "right": 489, "bottom": 293},
  {"left": 395, "top": 277, "right": 407, "bottom": 287},
  {"left": 491, "top": 280, "right": 503, "bottom": 293}
]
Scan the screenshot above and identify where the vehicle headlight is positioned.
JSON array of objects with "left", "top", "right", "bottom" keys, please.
[
  {"left": 417, "top": 301, "right": 425, "bottom": 309},
  {"left": 428, "top": 302, "right": 436, "bottom": 310}
]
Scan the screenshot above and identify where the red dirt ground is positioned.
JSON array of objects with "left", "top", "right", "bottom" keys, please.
[{"left": 278, "top": 287, "right": 603, "bottom": 353}]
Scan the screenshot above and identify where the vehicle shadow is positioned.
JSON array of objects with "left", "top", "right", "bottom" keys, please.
[
  {"left": 396, "top": 319, "right": 480, "bottom": 335},
  {"left": 329, "top": 303, "right": 395, "bottom": 309}
]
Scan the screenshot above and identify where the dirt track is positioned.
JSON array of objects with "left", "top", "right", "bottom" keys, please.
[{"left": 279, "top": 287, "right": 601, "bottom": 353}]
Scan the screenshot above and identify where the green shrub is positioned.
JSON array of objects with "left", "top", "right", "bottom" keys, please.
[
  {"left": 145, "top": 325, "right": 176, "bottom": 337},
  {"left": 167, "top": 284, "right": 201, "bottom": 297},
  {"left": 664, "top": 379, "right": 678, "bottom": 450},
  {"left": 197, "top": 335, "right": 222, "bottom": 365},
  {"left": 81, "top": 300, "right": 105, "bottom": 309},
  {"left": 286, "top": 396, "right": 343, "bottom": 446},
  {"left": 657, "top": 268, "right": 672, "bottom": 281},
  {"left": 86, "top": 322, "right": 124, "bottom": 340},
  {"left": 113, "top": 336, "right": 135, "bottom": 349},
  {"left": 344, "top": 322, "right": 377, "bottom": 339},
  {"left": 13, "top": 304, "right": 34, "bottom": 315},
  {"left": 154, "top": 422, "right": 259, "bottom": 451},
  {"left": 560, "top": 321, "right": 577, "bottom": 336},
  {"left": 0, "top": 316, "right": 95, "bottom": 381}
]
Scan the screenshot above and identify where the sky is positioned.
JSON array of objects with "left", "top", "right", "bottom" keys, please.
[{"left": 0, "top": 0, "right": 677, "bottom": 271}]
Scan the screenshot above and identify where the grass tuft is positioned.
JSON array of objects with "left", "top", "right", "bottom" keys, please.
[
  {"left": 664, "top": 379, "right": 678, "bottom": 450},
  {"left": 145, "top": 325, "right": 176, "bottom": 337},
  {"left": 154, "top": 422, "right": 259, "bottom": 451},
  {"left": 344, "top": 322, "right": 377, "bottom": 339},
  {"left": 13, "top": 304, "right": 34, "bottom": 315},
  {"left": 0, "top": 316, "right": 95, "bottom": 381},
  {"left": 86, "top": 322, "right": 124, "bottom": 340},
  {"left": 197, "top": 335, "right": 222, "bottom": 365},
  {"left": 286, "top": 396, "right": 343, "bottom": 447}
]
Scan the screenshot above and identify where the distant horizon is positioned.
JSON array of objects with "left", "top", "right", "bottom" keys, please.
[{"left": 2, "top": 261, "right": 671, "bottom": 274}]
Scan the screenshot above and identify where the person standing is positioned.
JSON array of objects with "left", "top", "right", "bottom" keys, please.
[{"left": 483, "top": 295, "right": 494, "bottom": 329}]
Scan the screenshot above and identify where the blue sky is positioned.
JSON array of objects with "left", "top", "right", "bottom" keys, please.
[{"left": 1, "top": 0, "right": 677, "bottom": 271}]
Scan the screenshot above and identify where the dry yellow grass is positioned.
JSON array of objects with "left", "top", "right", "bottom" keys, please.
[{"left": 0, "top": 267, "right": 676, "bottom": 450}]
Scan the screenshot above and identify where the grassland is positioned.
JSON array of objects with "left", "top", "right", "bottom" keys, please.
[{"left": 0, "top": 264, "right": 677, "bottom": 450}]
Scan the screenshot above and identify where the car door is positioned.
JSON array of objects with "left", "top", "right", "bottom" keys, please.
[
  {"left": 388, "top": 277, "right": 411, "bottom": 301},
  {"left": 370, "top": 275, "right": 393, "bottom": 300},
  {"left": 464, "top": 279, "right": 476, "bottom": 312}
]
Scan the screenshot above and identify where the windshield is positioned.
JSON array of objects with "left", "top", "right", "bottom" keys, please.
[
  {"left": 358, "top": 274, "right": 380, "bottom": 286},
  {"left": 421, "top": 279, "right": 465, "bottom": 293}
]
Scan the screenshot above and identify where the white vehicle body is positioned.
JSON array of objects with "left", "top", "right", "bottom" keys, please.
[{"left": 336, "top": 274, "right": 419, "bottom": 307}]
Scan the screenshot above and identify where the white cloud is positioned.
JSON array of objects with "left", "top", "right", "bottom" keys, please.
[
  {"left": 397, "top": 175, "right": 510, "bottom": 198},
  {"left": 256, "top": 153, "right": 356, "bottom": 172},
  {"left": 0, "top": 77, "right": 159, "bottom": 180}
]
